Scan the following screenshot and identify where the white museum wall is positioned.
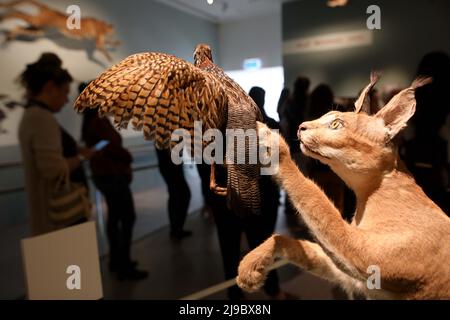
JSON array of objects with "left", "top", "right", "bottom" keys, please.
[
  {"left": 218, "top": 10, "right": 284, "bottom": 121},
  {"left": 218, "top": 11, "right": 283, "bottom": 72},
  {"left": 0, "top": 0, "right": 219, "bottom": 161},
  {"left": 226, "top": 67, "right": 284, "bottom": 121}
]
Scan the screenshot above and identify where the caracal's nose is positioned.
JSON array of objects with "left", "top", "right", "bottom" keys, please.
[{"left": 298, "top": 122, "right": 309, "bottom": 139}]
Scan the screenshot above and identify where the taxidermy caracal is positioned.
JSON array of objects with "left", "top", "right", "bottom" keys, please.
[{"left": 237, "top": 75, "right": 450, "bottom": 299}]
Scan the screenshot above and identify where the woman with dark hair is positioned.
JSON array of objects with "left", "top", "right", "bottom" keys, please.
[{"left": 18, "top": 53, "right": 94, "bottom": 236}]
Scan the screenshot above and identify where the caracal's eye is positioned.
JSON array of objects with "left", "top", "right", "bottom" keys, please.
[{"left": 329, "top": 119, "right": 343, "bottom": 130}]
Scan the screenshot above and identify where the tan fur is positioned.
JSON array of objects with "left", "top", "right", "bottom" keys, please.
[
  {"left": 237, "top": 77, "right": 450, "bottom": 299},
  {"left": 0, "top": 0, "right": 119, "bottom": 61}
]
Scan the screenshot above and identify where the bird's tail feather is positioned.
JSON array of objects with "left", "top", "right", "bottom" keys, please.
[{"left": 227, "top": 163, "right": 261, "bottom": 216}]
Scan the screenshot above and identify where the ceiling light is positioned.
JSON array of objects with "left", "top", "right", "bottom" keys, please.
[
  {"left": 207, "top": 0, "right": 214, "bottom": 5},
  {"left": 327, "top": 0, "right": 348, "bottom": 7}
]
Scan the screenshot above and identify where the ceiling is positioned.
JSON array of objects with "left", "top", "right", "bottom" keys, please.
[{"left": 157, "top": 0, "right": 298, "bottom": 23}]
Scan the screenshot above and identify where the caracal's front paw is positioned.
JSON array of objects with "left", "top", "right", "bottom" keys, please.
[
  {"left": 256, "top": 121, "right": 290, "bottom": 160},
  {"left": 236, "top": 249, "right": 271, "bottom": 292}
]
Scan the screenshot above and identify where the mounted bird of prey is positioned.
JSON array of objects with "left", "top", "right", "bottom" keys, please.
[{"left": 75, "top": 44, "right": 263, "bottom": 215}]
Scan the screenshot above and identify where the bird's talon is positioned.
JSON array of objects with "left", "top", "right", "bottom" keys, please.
[
  {"left": 211, "top": 185, "right": 227, "bottom": 196},
  {"left": 210, "top": 160, "right": 227, "bottom": 196}
]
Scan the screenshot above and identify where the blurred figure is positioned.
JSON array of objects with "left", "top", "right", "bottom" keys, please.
[
  {"left": 18, "top": 53, "right": 94, "bottom": 236},
  {"left": 81, "top": 82, "right": 148, "bottom": 280},
  {"left": 279, "top": 77, "right": 310, "bottom": 231},
  {"left": 277, "top": 88, "right": 290, "bottom": 122},
  {"left": 402, "top": 51, "right": 450, "bottom": 214},
  {"left": 304, "top": 84, "right": 345, "bottom": 214},
  {"left": 155, "top": 148, "right": 192, "bottom": 239},
  {"left": 196, "top": 163, "right": 214, "bottom": 218},
  {"left": 305, "top": 84, "right": 334, "bottom": 120},
  {"left": 205, "top": 87, "right": 290, "bottom": 300},
  {"left": 280, "top": 77, "right": 310, "bottom": 155},
  {"left": 249, "top": 86, "right": 279, "bottom": 130}
]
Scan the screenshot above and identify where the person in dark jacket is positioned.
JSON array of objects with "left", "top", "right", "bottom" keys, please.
[
  {"left": 204, "top": 87, "right": 291, "bottom": 300},
  {"left": 81, "top": 83, "right": 148, "bottom": 281}
]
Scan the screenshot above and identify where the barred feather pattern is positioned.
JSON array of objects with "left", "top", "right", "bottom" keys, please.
[
  {"left": 199, "top": 62, "right": 263, "bottom": 215},
  {"left": 76, "top": 46, "right": 263, "bottom": 215},
  {"left": 75, "top": 52, "right": 228, "bottom": 149}
]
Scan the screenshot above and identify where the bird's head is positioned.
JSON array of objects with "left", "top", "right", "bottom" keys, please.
[{"left": 194, "top": 43, "right": 213, "bottom": 67}]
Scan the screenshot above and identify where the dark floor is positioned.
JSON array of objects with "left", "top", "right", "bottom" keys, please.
[{"left": 100, "top": 208, "right": 347, "bottom": 300}]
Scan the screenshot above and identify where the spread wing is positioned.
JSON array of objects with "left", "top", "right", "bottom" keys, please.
[{"left": 75, "top": 52, "right": 228, "bottom": 148}]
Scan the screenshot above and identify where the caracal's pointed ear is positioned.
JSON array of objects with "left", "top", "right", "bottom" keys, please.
[
  {"left": 375, "top": 77, "right": 432, "bottom": 140},
  {"left": 354, "top": 71, "right": 380, "bottom": 114}
]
